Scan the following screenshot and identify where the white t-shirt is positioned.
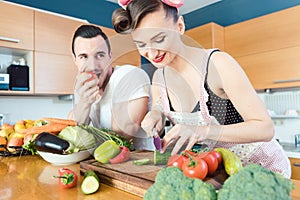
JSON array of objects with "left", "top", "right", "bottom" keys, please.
[{"left": 88, "top": 65, "right": 155, "bottom": 151}]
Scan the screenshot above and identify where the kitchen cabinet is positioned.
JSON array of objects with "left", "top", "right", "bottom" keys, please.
[
  {"left": 185, "top": 22, "right": 225, "bottom": 51},
  {"left": 108, "top": 33, "right": 141, "bottom": 67},
  {"left": 35, "top": 11, "right": 86, "bottom": 55},
  {"left": 34, "top": 11, "right": 86, "bottom": 95},
  {"left": 0, "top": 2, "right": 34, "bottom": 95},
  {"left": 224, "top": 6, "right": 300, "bottom": 90},
  {"left": 34, "top": 52, "right": 77, "bottom": 94},
  {"left": 0, "top": 2, "right": 34, "bottom": 51},
  {"left": 235, "top": 46, "right": 300, "bottom": 90},
  {"left": 225, "top": 6, "right": 300, "bottom": 57},
  {"left": 0, "top": 2, "right": 141, "bottom": 96},
  {"left": 290, "top": 157, "right": 300, "bottom": 180}
]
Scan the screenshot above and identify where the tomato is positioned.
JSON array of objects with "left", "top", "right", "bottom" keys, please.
[
  {"left": 182, "top": 157, "right": 208, "bottom": 180},
  {"left": 85, "top": 72, "right": 97, "bottom": 82},
  {"left": 109, "top": 146, "right": 130, "bottom": 164},
  {"left": 210, "top": 150, "right": 222, "bottom": 164},
  {"left": 168, "top": 154, "right": 188, "bottom": 169},
  {"left": 197, "top": 152, "right": 218, "bottom": 175},
  {"left": 183, "top": 150, "right": 196, "bottom": 157}
]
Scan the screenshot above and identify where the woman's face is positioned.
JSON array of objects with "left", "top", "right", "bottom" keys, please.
[{"left": 131, "top": 8, "right": 184, "bottom": 68}]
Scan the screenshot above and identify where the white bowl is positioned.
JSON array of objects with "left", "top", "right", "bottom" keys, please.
[{"left": 38, "top": 148, "right": 95, "bottom": 166}]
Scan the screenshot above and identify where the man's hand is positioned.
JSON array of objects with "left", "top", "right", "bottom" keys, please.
[{"left": 75, "top": 72, "right": 100, "bottom": 104}]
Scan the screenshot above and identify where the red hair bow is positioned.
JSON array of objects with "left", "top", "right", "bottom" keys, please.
[{"left": 118, "top": 0, "right": 184, "bottom": 9}]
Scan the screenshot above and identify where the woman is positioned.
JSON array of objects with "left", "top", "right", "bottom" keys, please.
[{"left": 112, "top": 0, "right": 291, "bottom": 177}]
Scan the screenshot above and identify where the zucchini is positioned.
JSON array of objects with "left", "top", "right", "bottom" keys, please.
[
  {"left": 81, "top": 170, "right": 100, "bottom": 195},
  {"left": 154, "top": 150, "right": 171, "bottom": 165},
  {"left": 133, "top": 158, "right": 151, "bottom": 165}
]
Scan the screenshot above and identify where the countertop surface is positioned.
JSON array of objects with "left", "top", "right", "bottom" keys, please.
[
  {"left": 0, "top": 155, "right": 141, "bottom": 200},
  {"left": 281, "top": 142, "right": 300, "bottom": 158},
  {"left": 0, "top": 155, "right": 299, "bottom": 200}
]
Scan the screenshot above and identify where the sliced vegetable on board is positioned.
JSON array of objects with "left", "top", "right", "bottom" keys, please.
[
  {"left": 133, "top": 158, "right": 151, "bottom": 165},
  {"left": 81, "top": 170, "right": 100, "bottom": 195},
  {"left": 53, "top": 168, "right": 78, "bottom": 189},
  {"left": 154, "top": 150, "right": 171, "bottom": 165}
]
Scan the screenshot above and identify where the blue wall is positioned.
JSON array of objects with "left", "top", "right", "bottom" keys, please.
[{"left": 4, "top": 0, "right": 300, "bottom": 29}]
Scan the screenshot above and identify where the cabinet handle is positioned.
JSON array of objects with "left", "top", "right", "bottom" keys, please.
[
  {"left": 294, "top": 163, "right": 300, "bottom": 167},
  {"left": 0, "top": 36, "right": 20, "bottom": 43},
  {"left": 273, "top": 78, "right": 300, "bottom": 84}
]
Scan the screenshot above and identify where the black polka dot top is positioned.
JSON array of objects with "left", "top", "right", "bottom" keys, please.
[
  {"left": 204, "top": 82, "right": 244, "bottom": 125},
  {"left": 167, "top": 49, "right": 244, "bottom": 125}
]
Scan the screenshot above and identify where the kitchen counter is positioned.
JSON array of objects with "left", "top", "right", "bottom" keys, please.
[
  {"left": 0, "top": 155, "right": 141, "bottom": 200},
  {"left": 281, "top": 142, "right": 300, "bottom": 158},
  {"left": 0, "top": 155, "right": 300, "bottom": 200}
]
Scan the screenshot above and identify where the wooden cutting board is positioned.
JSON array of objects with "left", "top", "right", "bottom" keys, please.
[{"left": 80, "top": 151, "right": 227, "bottom": 197}]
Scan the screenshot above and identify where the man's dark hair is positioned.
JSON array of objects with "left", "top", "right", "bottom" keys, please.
[{"left": 71, "top": 25, "right": 111, "bottom": 56}]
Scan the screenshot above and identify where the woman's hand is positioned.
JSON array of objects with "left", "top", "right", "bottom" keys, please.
[
  {"left": 141, "top": 109, "right": 165, "bottom": 137},
  {"left": 161, "top": 124, "right": 209, "bottom": 155}
]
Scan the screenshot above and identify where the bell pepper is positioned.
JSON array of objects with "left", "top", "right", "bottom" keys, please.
[
  {"left": 94, "top": 140, "right": 120, "bottom": 163},
  {"left": 53, "top": 168, "right": 78, "bottom": 189},
  {"left": 109, "top": 146, "right": 130, "bottom": 164}
]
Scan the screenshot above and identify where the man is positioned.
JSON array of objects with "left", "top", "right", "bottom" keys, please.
[{"left": 69, "top": 24, "right": 154, "bottom": 150}]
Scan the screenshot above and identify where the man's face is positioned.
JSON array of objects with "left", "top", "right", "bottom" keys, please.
[{"left": 73, "top": 35, "right": 111, "bottom": 87}]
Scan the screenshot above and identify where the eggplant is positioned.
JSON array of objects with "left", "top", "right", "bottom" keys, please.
[{"left": 34, "top": 132, "right": 72, "bottom": 154}]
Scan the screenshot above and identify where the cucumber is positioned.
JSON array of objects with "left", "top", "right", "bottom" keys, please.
[
  {"left": 154, "top": 150, "right": 171, "bottom": 165},
  {"left": 133, "top": 158, "right": 151, "bottom": 165},
  {"left": 81, "top": 170, "right": 100, "bottom": 195},
  {"left": 214, "top": 148, "right": 243, "bottom": 176}
]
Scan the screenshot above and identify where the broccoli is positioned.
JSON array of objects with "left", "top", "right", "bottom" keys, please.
[
  {"left": 144, "top": 167, "right": 217, "bottom": 200},
  {"left": 217, "top": 164, "right": 295, "bottom": 200}
]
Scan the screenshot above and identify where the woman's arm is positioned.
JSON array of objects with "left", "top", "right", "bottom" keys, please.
[
  {"left": 162, "top": 51, "right": 274, "bottom": 155},
  {"left": 205, "top": 51, "right": 274, "bottom": 143}
]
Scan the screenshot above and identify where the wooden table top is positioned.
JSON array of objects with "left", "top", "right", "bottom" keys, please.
[
  {"left": 0, "top": 154, "right": 299, "bottom": 200},
  {"left": 0, "top": 155, "right": 141, "bottom": 200}
]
